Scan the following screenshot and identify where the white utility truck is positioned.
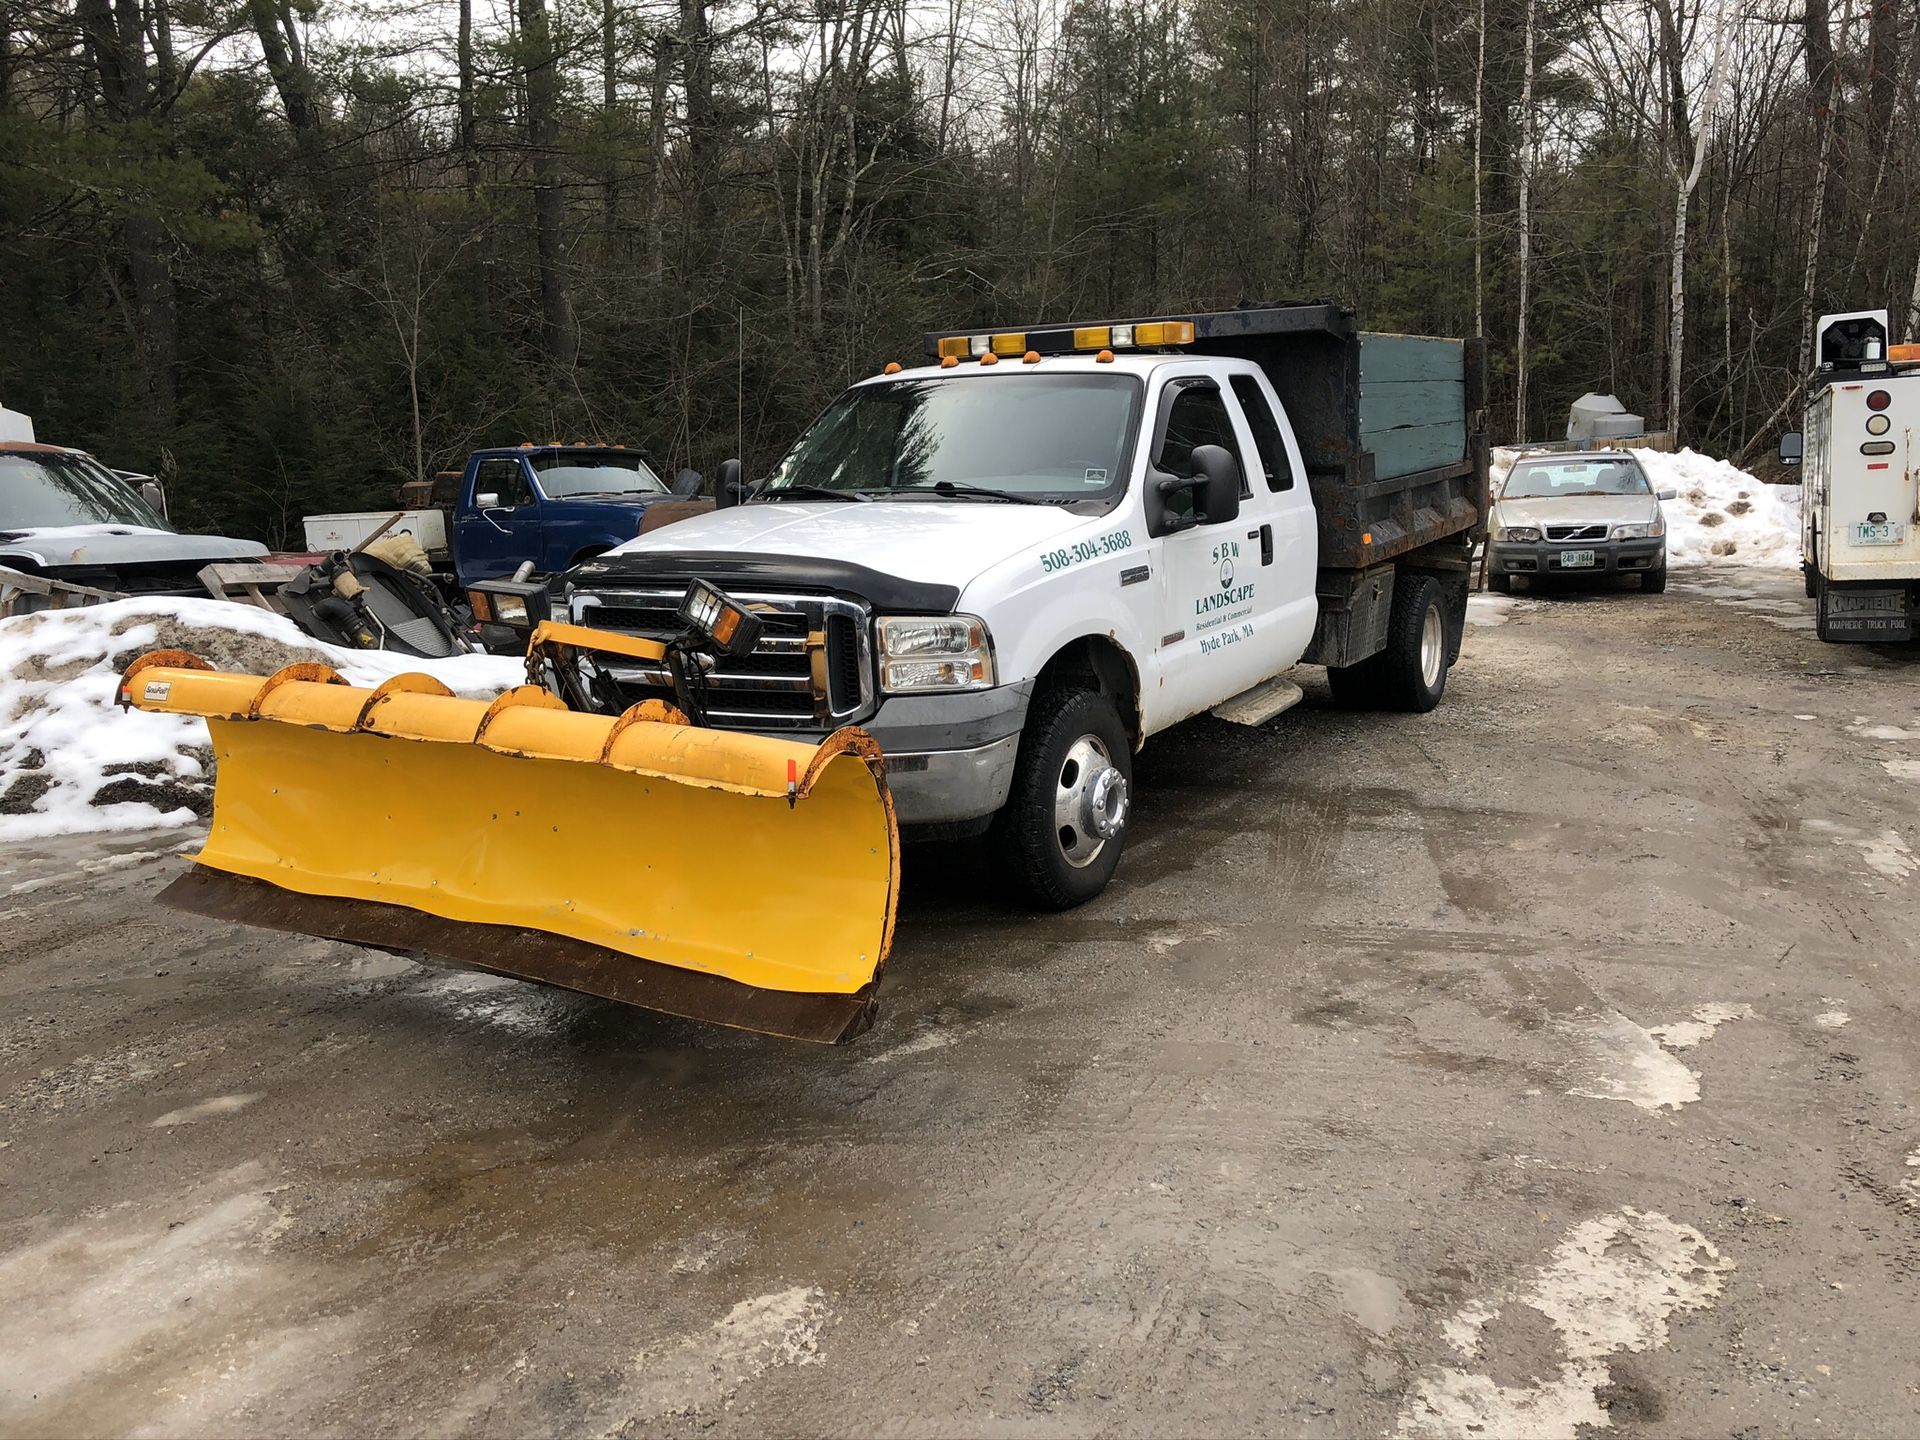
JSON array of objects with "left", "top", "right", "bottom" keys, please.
[
  {"left": 1785, "top": 307, "right": 1920, "bottom": 641},
  {"left": 556, "top": 304, "right": 1489, "bottom": 905}
]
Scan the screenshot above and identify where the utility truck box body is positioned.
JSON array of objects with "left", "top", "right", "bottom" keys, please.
[
  {"left": 563, "top": 303, "right": 1487, "bottom": 906},
  {"left": 1795, "top": 308, "right": 1920, "bottom": 641}
]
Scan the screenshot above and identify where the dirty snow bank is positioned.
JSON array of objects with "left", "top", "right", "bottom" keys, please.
[
  {"left": 1633, "top": 447, "right": 1801, "bottom": 568},
  {"left": 0, "top": 598, "right": 523, "bottom": 842},
  {"left": 1493, "top": 445, "right": 1800, "bottom": 569}
]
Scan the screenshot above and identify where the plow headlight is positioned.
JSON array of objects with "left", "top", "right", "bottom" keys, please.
[
  {"left": 679, "top": 578, "right": 764, "bottom": 657},
  {"left": 469, "top": 579, "right": 550, "bottom": 631},
  {"left": 877, "top": 615, "right": 995, "bottom": 692}
]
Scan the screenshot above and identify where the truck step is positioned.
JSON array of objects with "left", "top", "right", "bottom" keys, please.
[{"left": 1211, "top": 677, "right": 1305, "bottom": 727}]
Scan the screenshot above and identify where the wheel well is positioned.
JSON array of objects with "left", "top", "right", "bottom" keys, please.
[
  {"left": 1034, "top": 635, "right": 1142, "bottom": 750},
  {"left": 569, "top": 545, "right": 610, "bottom": 568}
]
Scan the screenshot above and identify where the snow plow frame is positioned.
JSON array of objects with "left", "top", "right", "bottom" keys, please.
[{"left": 119, "top": 624, "right": 900, "bottom": 1044}]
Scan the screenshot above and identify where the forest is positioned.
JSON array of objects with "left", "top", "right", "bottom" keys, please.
[{"left": 0, "top": 0, "right": 1910, "bottom": 543}]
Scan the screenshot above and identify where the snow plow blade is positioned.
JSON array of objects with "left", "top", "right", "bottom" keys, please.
[{"left": 120, "top": 651, "right": 898, "bottom": 1043}]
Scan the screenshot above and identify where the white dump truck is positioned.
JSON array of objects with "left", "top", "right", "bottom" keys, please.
[
  {"left": 1786, "top": 308, "right": 1920, "bottom": 641},
  {"left": 555, "top": 303, "right": 1490, "bottom": 906}
]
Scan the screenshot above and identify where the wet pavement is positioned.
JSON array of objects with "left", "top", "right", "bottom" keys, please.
[{"left": 3, "top": 565, "right": 1920, "bottom": 1437}]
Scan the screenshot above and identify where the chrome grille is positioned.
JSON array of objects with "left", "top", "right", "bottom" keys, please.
[
  {"left": 571, "top": 588, "right": 874, "bottom": 730},
  {"left": 1545, "top": 523, "right": 1608, "bottom": 542}
]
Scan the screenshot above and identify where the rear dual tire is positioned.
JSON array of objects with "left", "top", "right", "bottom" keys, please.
[{"left": 1329, "top": 573, "right": 1451, "bottom": 713}]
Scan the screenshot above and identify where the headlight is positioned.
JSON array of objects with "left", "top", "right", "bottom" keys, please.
[
  {"left": 1613, "top": 520, "right": 1667, "bottom": 539},
  {"left": 876, "top": 615, "right": 995, "bottom": 692},
  {"left": 1494, "top": 525, "right": 1541, "bottom": 543}
]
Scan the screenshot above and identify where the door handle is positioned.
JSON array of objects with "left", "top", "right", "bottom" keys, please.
[{"left": 1248, "top": 524, "right": 1273, "bottom": 565}]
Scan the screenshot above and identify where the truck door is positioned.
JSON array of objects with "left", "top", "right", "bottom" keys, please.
[
  {"left": 456, "top": 457, "right": 541, "bottom": 583},
  {"left": 1148, "top": 375, "right": 1291, "bottom": 718}
]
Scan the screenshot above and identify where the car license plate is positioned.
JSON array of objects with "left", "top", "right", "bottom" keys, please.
[
  {"left": 1558, "top": 549, "right": 1597, "bottom": 568},
  {"left": 1852, "top": 521, "right": 1905, "bottom": 545}
]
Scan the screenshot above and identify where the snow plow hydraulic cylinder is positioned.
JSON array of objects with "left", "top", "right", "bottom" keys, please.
[{"left": 118, "top": 649, "right": 899, "bottom": 1043}]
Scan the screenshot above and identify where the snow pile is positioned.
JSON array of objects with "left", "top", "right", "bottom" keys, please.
[
  {"left": 1492, "top": 444, "right": 1801, "bottom": 569},
  {"left": 1631, "top": 447, "right": 1801, "bottom": 569},
  {"left": 0, "top": 598, "right": 523, "bottom": 841}
]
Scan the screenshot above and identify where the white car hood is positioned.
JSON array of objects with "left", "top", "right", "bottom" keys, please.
[
  {"left": 0, "top": 523, "right": 267, "bottom": 568},
  {"left": 607, "top": 500, "right": 1091, "bottom": 590},
  {"left": 1494, "top": 494, "right": 1662, "bottom": 530}
]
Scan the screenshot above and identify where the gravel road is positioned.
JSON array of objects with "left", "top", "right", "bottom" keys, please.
[{"left": 3, "top": 564, "right": 1917, "bottom": 1438}]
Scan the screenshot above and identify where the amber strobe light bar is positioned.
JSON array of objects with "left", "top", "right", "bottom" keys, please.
[{"left": 931, "top": 319, "right": 1196, "bottom": 361}]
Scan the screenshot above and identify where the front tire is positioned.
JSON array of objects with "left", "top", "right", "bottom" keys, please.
[
  {"left": 1488, "top": 571, "right": 1513, "bottom": 594},
  {"left": 1642, "top": 565, "right": 1667, "bottom": 594},
  {"left": 996, "top": 687, "right": 1133, "bottom": 909}
]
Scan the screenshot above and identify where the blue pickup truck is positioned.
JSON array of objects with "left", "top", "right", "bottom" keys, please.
[{"left": 450, "top": 444, "right": 702, "bottom": 584}]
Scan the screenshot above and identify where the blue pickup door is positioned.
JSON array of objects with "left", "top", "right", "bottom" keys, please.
[{"left": 455, "top": 455, "right": 544, "bottom": 585}]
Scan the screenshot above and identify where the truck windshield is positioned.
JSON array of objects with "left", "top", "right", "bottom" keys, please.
[
  {"left": 532, "top": 452, "right": 668, "bottom": 498},
  {"left": 760, "top": 374, "right": 1140, "bottom": 502},
  {"left": 1503, "top": 458, "right": 1650, "bottom": 498},
  {"left": 0, "top": 451, "right": 167, "bottom": 529}
]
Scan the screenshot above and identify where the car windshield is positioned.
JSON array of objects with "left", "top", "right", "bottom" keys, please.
[
  {"left": 760, "top": 374, "right": 1140, "bottom": 502},
  {"left": 531, "top": 452, "right": 667, "bottom": 498},
  {"left": 1503, "top": 457, "right": 1651, "bottom": 498},
  {"left": 0, "top": 451, "right": 166, "bottom": 529}
]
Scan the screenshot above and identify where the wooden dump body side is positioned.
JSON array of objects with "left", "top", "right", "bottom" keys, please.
[{"left": 1174, "top": 303, "right": 1489, "bottom": 571}]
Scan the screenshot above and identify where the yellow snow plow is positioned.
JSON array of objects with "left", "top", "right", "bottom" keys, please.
[{"left": 119, "top": 591, "right": 899, "bottom": 1043}]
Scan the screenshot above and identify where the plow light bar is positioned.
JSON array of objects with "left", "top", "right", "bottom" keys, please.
[
  {"left": 932, "top": 318, "right": 1195, "bottom": 362},
  {"left": 679, "top": 578, "right": 763, "bottom": 657}
]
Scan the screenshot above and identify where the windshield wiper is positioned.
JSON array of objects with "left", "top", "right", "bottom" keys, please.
[
  {"left": 755, "top": 484, "right": 870, "bottom": 503},
  {"left": 885, "top": 481, "right": 1043, "bottom": 505}
]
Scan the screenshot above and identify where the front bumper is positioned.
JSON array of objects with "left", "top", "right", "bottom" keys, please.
[
  {"left": 1488, "top": 538, "right": 1665, "bottom": 578},
  {"left": 859, "top": 682, "right": 1032, "bottom": 825}
]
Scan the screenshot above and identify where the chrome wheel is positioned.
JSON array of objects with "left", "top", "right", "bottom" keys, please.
[
  {"left": 1419, "top": 600, "right": 1444, "bottom": 690},
  {"left": 1054, "top": 734, "right": 1128, "bottom": 868}
]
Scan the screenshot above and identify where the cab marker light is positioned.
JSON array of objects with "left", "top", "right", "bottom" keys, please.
[
  {"left": 940, "top": 355, "right": 958, "bottom": 368},
  {"left": 1023, "top": 350, "right": 1041, "bottom": 364},
  {"left": 980, "top": 352, "right": 1000, "bottom": 366},
  {"left": 1095, "top": 348, "right": 1115, "bottom": 363},
  {"left": 883, "top": 361, "right": 903, "bottom": 375}
]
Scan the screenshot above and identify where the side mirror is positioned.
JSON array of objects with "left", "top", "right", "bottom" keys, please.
[
  {"left": 1190, "top": 444, "right": 1243, "bottom": 526},
  {"left": 1656, "top": 488, "right": 1678, "bottom": 501},
  {"left": 138, "top": 480, "right": 169, "bottom": 522},
  {"left": 714, "top": 458, "right": 745, "bottom": 509},
  {"left": 672, "top": 467, "right": 703, "bottom": 498},
  {"left": 1779, "top": 430, "right": 1804, "bottom": 467},
  {"left": 476, "top": 492, "right": 501, "bottom": 509}
]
